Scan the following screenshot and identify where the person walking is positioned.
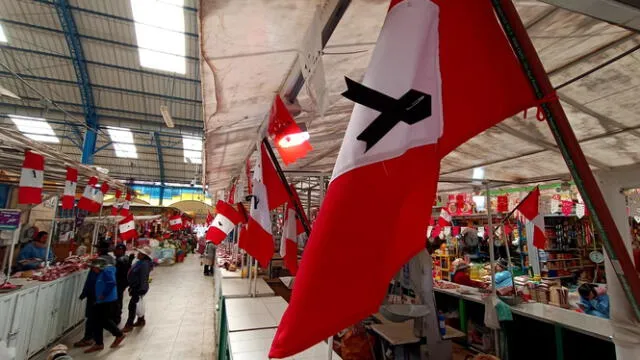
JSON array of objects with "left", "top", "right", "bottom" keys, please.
[
  {"left": 114, "top": 243, "right": 133, "bottom": 325},
  {"left": 123, "top": 246, "right": 153, "bottom": 332},
  {"left": 84, "top": 258, "right": 126, "bottom": 353},
  {"left": 202, "top": 240, "right": 216, "bottom": 276}
]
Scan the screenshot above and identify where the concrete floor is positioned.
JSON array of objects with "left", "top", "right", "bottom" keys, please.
[{"left": 36, "top": 255, "right": 216, "bottom": 360}]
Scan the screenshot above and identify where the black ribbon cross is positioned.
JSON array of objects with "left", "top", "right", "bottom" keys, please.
[{"left": 341, "top": 77, "right": 432, "bottom": 152}]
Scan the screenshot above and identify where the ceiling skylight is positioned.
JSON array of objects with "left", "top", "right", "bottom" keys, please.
[
  {"left": 182, "top": 136, "right": 202, "bottom": 164},
  {"left": 107, "top": 127, "right": 138, "bottom": 158},
  {"left": 130, "top": 0, "right": 186, "bottom": 74},
  {"left": 10, "top": 115, "right": 59, "bottom": 143},
  {"left": 0, "top": 24, "right": 7, "bottom": 43}
]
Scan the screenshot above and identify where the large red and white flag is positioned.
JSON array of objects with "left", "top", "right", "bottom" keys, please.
[
  {"left": 18, "top": 151, "right": 45, "bottom": 205},
  {"left": 169, "top": 215, "right": 183, "bottom": 231},
  {"left": 111, "top": 189, "right": 122, "bottom": 216},
  {"left": 280, "top": 201, "right": 303, "bottom": 275},
  {"left": 91, "top": 181, "right": 109, "bottom": 213},
  {"left": 61, "top": 167, "right": 78, "bottom": 210},
  {"left": 206, "top": 200, "right": 243, "bottom": 245},
  {"left": 438, "top": 207, "right": 452, "bottom": 227},
  {"left": 78, "top": 176, "right": 99, "bottom": 212},
  {"left": 119, "top": 214, "right": 138, "bottom": 240},
  {"left": 270, "top": 0, "right": 537, "bottom": 357},
  {"left": 241, "top": 144, "right": 275, "bottom": 267},
  {"left": 516, "top": 186, "right": 547, "bottom": 249}
]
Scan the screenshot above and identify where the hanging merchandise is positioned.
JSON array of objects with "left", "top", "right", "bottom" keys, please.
[
  {"left": 120, "top": 192, "right": 131, "bottom": 216},
  {"left": 169, "top": 214, "right": 183, "bottom": 231},
  {"left": 111, "top": 189, "right": 122, "bottom": 216},
  {"left": 78, "top": 176, "right": 99, "bottom": 212},
  {"left": 561, "top": 200, "right": 573, "bottom": 216},
  {"left": 119, "top": 214, "right": 138, "bottom": 240},
  {"left": 438, "top": 207, "right": 452, "bottom": 227},
  {"left": 576, "top": 203, "right": 586, "bottom": 219},
  {"left": 242, "top": 144, "right": 276, "bottom": 267},
  {"left": 268, "top": 95, "right": 313, "bottom": 165},
  {"left": 497, "top": 195, "right": 509, "bottom": 213},
  {"left": 61, "top": 167, "right": 78, "bottom": 209},
  {"left": 550, "top": 194, "right": 561, "bottom": 214},
  {"left": 18, "top": 150, "right": 45, "bottom": 205},
  {"left": 206, "top": 200, "right": 243, "bottom": 245}
]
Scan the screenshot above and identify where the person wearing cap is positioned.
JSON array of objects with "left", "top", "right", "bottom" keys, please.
[
  {"left": 123, "top": 246, "right": 153, "bottom": 332},
  {"left": 494, "top": 258, "right": 513, "bottom": 289},
  {"left": 114, "top": 243, "right": 134, "bottom": 325},
  {"left": 47, "top": 344, "right": 72, "bottom": 360},
  {"left": 84, "top": 258, "right": 126, "bottom": 353},
  {"left": 452, "top": 259, "right": 485, "bottom": 288}
]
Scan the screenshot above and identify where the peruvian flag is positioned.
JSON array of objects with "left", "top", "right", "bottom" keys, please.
[
  {"left": 261, "top": 142, "right": 289, "bottom": 210},
  {"left": 241, "top": 144, "right": 276, "bottom": 267},
  {"left": 111, "top": 189, "right": 122, "bottom": 216},
  {"left": 207, "top": 200, "right": 243, "bottom": 244},
  {"left": 78, "top": 176, "right": 99, "bottom": 212},
  {"left": 61, "top": 167, "right": 78, "bottom": 209},
  {"left": 205, "top": 210, "right": 214, "bottom": 226},
  {"left": 227, "top": 182, "right": 236, "bottom": 204},
  {"left": 118, "top": 214, "right": 138, "bottom": 240},
  {"left": 169, "top": 215, "right": 183, "bottom": 231},
  {"left": 438, "top": 207, "right": 452, "bottom": 227},
  {"left": 91, "top": 182, "right": 109, "bottom": 212},
  {"left": 280, "top": 201, "right": 303, "bottom": 275},
  {"left": 270, "top": 0, "right": 537, "bottom": 357},
  {"left": 18, "top": 151, "right": 45, "bottom": 205},
  {"left": 120, "top": 192, "right": 131, "bottom": 216},
  {"left": 516, "top": 186, "right": 547, "bottom": 249}
]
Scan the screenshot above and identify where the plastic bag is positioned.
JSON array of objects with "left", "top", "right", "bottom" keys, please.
[{"left": 136, "top": 296, "right": 145, "bottom": 317}]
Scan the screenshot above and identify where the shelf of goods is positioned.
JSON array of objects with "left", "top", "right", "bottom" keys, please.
[
  {"left": 0, "top": 270, "right": 88, "bottom": 360},
  {"left": 538, "top": 216, "right": 604, "bottom": 283}
]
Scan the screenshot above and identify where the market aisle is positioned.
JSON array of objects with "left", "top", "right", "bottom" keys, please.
[{"left": 38, "top": 255, "right": 216, "bottom": 360}]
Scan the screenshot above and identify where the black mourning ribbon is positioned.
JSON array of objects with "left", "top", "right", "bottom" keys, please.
[
  {"left": 246, "top": 195, "right": 259, "bottom": 210},
  {"left": 341, "top": 77, "right": 432, "bottom": 152}
]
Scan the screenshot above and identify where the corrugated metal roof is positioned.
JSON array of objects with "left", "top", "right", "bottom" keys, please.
[{"left": 0, "top": 0, "right": 203, "bottom": 184}]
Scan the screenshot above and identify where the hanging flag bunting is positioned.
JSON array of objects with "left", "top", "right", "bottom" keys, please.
[
  {"left": 169, "top": 214, "right": 183, "bottom": 231},
  {"left": 111, "top": 189, "right": 122, "bottom": 216},
  {"left": 92, "top": 181, "right": 110, "bottom": 213},
  {"left": 438, "top": 208, "right": 452, "bottom": 227},
  {"left": 241, "top": 144, "right": 275, "bottom": 267},
  {"left": 497, "top": 195, "right": 509, "bottom": 213},
  {"left": 516, "top": 187, "right": 547, "bottom": 249},
  {"left": 206, "top": 200, "right": 243, "bottom": 245},
  {"left": 280, "top": 201, "right": 304, "bottom": 275},
  {"left": 78, "top": 176, "right": 99, "bottom": 212},
  {"left": 269, "top": 0, "right": 537, "bottom": 356},
  {"left": 561, "top": 200, "right": 573, "bottom": 216},
  {"left": 246, "top": 158, "right": 253, "bottom": 195},
  {"left": 118, "top": 214, "right": 138, "bottom": 240},
  {"left": 18, "top": 150, "right": 45, "bottom": 205},
  {"left": 261, "top": 142, "right": 290, "bottom": 210},
  {"left": 206, "top": 210, "right": 214, "bottom": 226},
  {"left": 120, "top": 192, "right": 131, "bottom": 216},
  {"left": 61, "top": 167, "right": 78, "bottom": 210},
  {"left": 228, "top": 182, "right": 237, "bottom": 204},
  {"left": 268, "top": 95, "right": 313, "bottom": 165},
  {"left": 576, "top": 203, "right": 586, "bottom": 219}
]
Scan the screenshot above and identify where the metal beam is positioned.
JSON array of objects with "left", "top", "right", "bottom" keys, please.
[
  {"left": 0, "top": 45, "right": 200, "bottom": 83},
  {"left": 559, "top": 93, "right": 640, "bottom": 139},
  {"left": 53, "top": 0, "right": 98, "bottom": 164},
  {"left": 154, "top": 132, "right": 166, "bottom": 205},
  {"left": 32, "top": 0, "right": 199, "bottom": 38},
  {"left": 0, "top": 71, "right": 201, "bottom": 104},
  {"left": 0, "top": 18, "right": 200, "bottom": 62}
]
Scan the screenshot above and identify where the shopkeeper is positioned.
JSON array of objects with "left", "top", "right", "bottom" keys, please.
[
  {"left": 494, "top": 258, "right": 513, "bottom": 289},
  {"left": 16, "top": 231, "right": 55, "bottom": 270},
  {"left": 578, "top": 283, "right": 610, "bottom": 319},
  {"left": 452, "top": 260, "right": 485, "bottom": 288}
]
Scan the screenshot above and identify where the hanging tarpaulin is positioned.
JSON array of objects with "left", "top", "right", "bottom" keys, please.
[{"left": 298, "top": 5, "right": 328, "bottom": 115}]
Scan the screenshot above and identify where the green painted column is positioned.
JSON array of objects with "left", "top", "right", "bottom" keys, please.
[
  {"left": 459, "top": 298, "right": 467, "bottom": 337},
  {"left": 554, "top": 324, "right": 564, "bottom": 360}
]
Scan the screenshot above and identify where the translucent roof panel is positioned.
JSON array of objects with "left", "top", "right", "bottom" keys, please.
[
  {"left": 131, "top": 0, "right": 186, "bottom": 74},
  {"left": 9, "top": 115, "right": 59, "bottom": 143},
  {"left": 183, "top": 136, "right": 202, "bottom": 164},
  {"left": 107, "top": 127, "right": 138, "bottom": 158},
  {"left": 0, "top": 24, "right": 7, "bottom": 43}
]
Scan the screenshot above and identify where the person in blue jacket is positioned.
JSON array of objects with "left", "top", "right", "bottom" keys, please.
[
  {"left": 123, "top": 246, "right": 153, "bottom": 332},
  {"left": 83, "top": 258, "right": 126, "bottom": 353},
  {"left": 16, "top": 231, "right": 55, "bottom": 270},
  {"left": 578, "top": 283, "right": 610, "bottom": 319},
  {"left": 494, "top": 258, "right": 513, "bottom": 289}
]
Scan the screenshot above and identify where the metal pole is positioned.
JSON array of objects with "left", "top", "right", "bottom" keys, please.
[
  {"left": 3, "top": 221, "right": 21, "bottom": 285},
  {"left": 44, "top": 196, "right": 59, "bottom": 268},
  {"left": 247, "top": 254, "right": 253, "bottom": 295},
  {"left": 252, "top": 259, "right": 259, "bottom": 297},
  {"left": 485, "top": 183, "right": 500, "bottom": 355},
  {"left": 492, "top": 0, "right": 640, "bottom": 318}
]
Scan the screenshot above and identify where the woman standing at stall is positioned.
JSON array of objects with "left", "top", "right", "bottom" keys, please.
[
  {"left": 202, "top": 240, "right": 216, "bottom": 276},
  {"left": 16, "top": 231, "right": 54, "bottom": 270},
  {"left": 122, "top": 246, "right": 152, "bottom": 332}
]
